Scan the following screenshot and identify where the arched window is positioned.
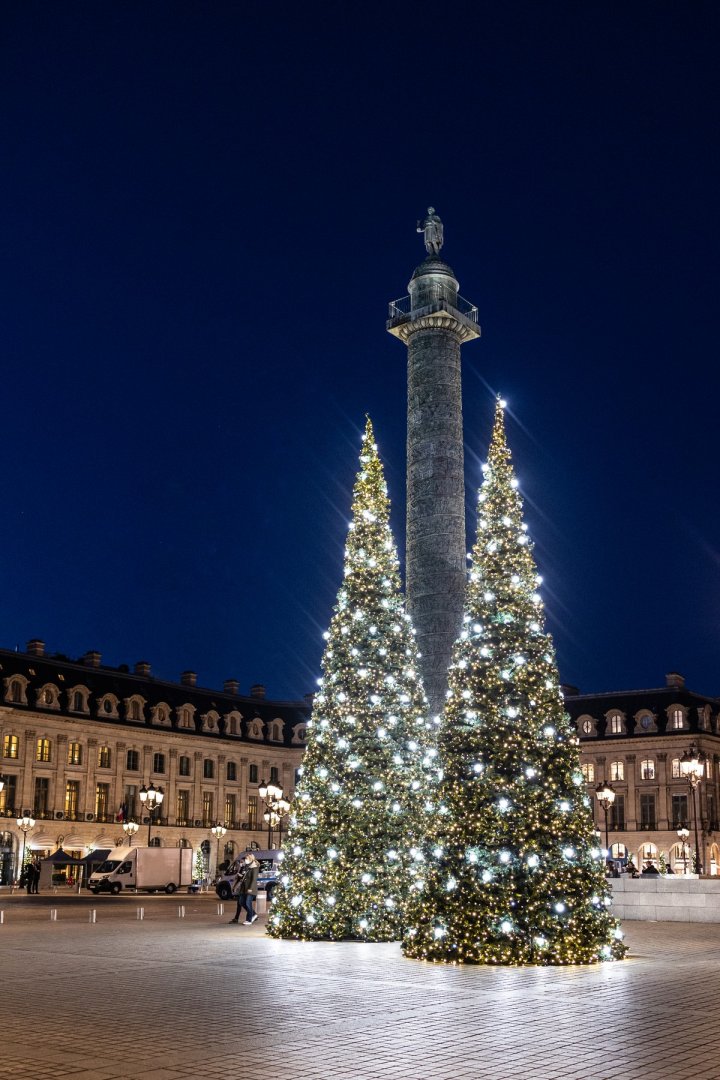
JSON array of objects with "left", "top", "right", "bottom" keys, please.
[
  {"left": 3, "top": 734, "right": 19, "bottom": 759},
  {"left": 11, "top": 682, "right": 21, "bottom": 703},
  {"left": 179, "top": 756, "right": 191, "bottom": 777},
  {"left": 67, "top": 742, "right": 82, "bottom": 766},
  {"left": 609, "top": 761, "right": 624, "bottom": 781},
  {"left": 640, "top": 759, "right": 655, "bottom": 780},
  {"left": 153, "top": 753, "right": 166, "bottom": 774},
  {"left": 5, "top": 676, "right": 28, "bottom": 705},
  {"left": 640, "top": 843, "right": 658, "bottom": 868},
  {"left": 610, "top": 843, "right": 627, "bottom": 860},
  {"left": 97, "top": 746, "right": 112, "bottom": 769},
  {"left": 269, "top": 720, "right": 283, "bottom": 742},
  {"left": 671, "top": 758, "right": 682, "bottom": 779},
  {"left": 36, "top": 738, "right": 51, "bottom": 763},
  {"left": 130, "top": 701, "right": 140, "bottom": 721},
  {"left": 607, "top": 713, "right": 624, "bottom": 735},
  {"left": 74, "top": 691, "right": 85, "bottom": 711},
  {"left": 203, "top": 759, "right": 214, "bottom": 780},
  {"left": 226, "top": 761, "right": 237, "bottom": 782},
  {"left": 580, "top": 763, "right": 595, "bottom": 783},
  {"left": 670, "top": 708, "right": 685, "bottom": 730}
]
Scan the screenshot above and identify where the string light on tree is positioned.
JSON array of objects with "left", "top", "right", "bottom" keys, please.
[
  {"left": 268, "top": 417, "right": 436, "bottom": 942},
  {"left": 402, "top": 397, "right": 627, "bottom": 966}
]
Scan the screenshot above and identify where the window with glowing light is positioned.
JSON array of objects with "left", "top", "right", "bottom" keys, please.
[
  {"left": 67, "top": 742, "right": 82, "bottom": 766},
  {"left": 671, "top": 758, "right": 682, "bottom": 778},
  {"left": 97, "top": 746, "right": 111, "bottom": 769},
  {"left": 36, "top": 738, "right": 51, "bottom": 763},
  {"left": 581, "top": 763, "right": 595, "bottom": 782},
  {"left": 3, "top": 734, "right": 19, "bottom": 759},
  {"left": 609, "top": 760, "right": 624, "bottom": 781},
  {"left": 607, "top": 713, "right": 624, "bottom": 735},
  {"left": 640, "top": 759, "right": 655, "bottom": 780},
  {"left": 669, "top": 708, "right": 685, "bottom": 730}
]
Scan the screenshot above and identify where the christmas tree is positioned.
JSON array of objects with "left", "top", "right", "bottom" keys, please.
[
  {"left": 402, "top": 398, "right": 626, "bottom": 965},
  {"left": 267, "top": 418, "right": 436, "bottom": 941}
]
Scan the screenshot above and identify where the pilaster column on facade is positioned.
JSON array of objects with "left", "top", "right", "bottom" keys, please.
[
  {"left": 83, "top": 737, "right": 98, "bottom": 816},
  {"left": 167, "top": 748, "right": 179, "bottom": 826},
  {"left": 54, "top": 733, "right": 67, "bottom": 816},
  {"left": 657, "top": 752, "right": 669, "bottom": 829},
  {"left": 114, "top": 742, "right": 126, "bottom": 816},
  {"left": 216, "top": 753, "right": 226, "bottom": 824},
  {"left": 21, "top": 730, "right": 36, "bottom": 812},
  {"left": 625, "top": 755, "right": 637, "bottom": 829},
  {"left": 239, "top": 756, "right": 249, "bottom": 827},
  {"left": 192, "top": 752, "right": 203, "bottom": 824}
]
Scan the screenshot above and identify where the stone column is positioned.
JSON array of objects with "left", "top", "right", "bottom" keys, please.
[{"left": 388, "top": 249, "right": 480, "bottom": 718}]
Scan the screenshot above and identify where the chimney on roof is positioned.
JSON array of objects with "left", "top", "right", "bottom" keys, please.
[
  {"left": 666, "top": 672, "right": 685, "bottom": 690},
  {"left": 224, "top": 679, "right": 239, "bottom": 695},
  {"left": 26, "top": 639, "right": 45, "bottom": 657},
  {"left": 561, "top": 684, "right": 580, "bottom": 698},
  {"left": 83, "top": 651, "right": 102, "bottom": 668},
  {"left": 181, "top": 670, "right": 197, "bottom": 687},
  {"left": 250, "top": 683, "right": 266, "bottom": 699},
  {"left": 135, "top": 661, "right": 151, "bottom": 677}
]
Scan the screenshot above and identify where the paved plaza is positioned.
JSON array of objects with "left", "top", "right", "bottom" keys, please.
[{"left": 0, "top": 893, "right": 718, "bottom": 1080}]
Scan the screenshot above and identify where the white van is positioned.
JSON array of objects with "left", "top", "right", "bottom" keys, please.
[{"left": 88, "top": 846, "right": 193, "bottom": 895}]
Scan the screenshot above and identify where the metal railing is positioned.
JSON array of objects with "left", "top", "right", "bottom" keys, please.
[{"left": 388, "top": 292, "right": 478, "bottom": 322}]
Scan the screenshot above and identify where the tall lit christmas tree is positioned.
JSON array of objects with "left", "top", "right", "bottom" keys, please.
[
  {"left": 268, "top": 418, "right": 437, "bottom": 941},
  {"left": 402, "top": 398, "right": 626, "bottom": 965}
]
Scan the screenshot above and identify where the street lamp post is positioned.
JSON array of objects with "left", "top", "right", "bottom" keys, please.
[
  {"left": 595, "top": 782, "right": 616, "bottom": 865},
  {"left": 258, "top": 781, "right": 291, "bottom": 848},
  {"left": 211, "top": 823, "right": 227, "bottom": 875},
  {"left": 680, "top": 746, "right": 706, "bottom": 875},
  {"left": 138, "top": 784, "right": 164, "bottom": 846},
  {"left": 123, "top": 821, "right": 139, "bottom": 847},
  {"left": 16, "top": 814, "right": 35, "bottom": 879},
  {"left": 677, "top": 826, "right": 690, "bottom": 875}
]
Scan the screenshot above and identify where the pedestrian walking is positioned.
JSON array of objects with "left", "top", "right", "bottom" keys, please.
[
  {"left": 228, "top": 860, "right": 248, "bottom": 924},
  {"left": 31, "top": 860, "right": 40, "bottom": 893},
  {"left": 242, "top": 854, "right": 260, "bottom": 925}
]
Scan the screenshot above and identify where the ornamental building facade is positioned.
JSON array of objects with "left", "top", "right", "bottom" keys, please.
[
  {"left": 566, "top": 672, "right": 720, "bottom": 874},
  {"left": 0, "top": 639, "right": 310, "bottom": 883}
]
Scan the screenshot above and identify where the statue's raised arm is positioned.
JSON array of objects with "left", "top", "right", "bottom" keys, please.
[{"left": 417, "top": 207, "right": 443, "bottom": 255}]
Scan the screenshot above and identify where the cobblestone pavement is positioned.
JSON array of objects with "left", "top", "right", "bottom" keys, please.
[{"left": 0, "top": 894, "right": 718, "bottom": 1080}]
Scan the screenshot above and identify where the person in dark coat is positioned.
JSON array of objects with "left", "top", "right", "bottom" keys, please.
[
  {"left": 242, "top": 854, "right": 260, "bottom": 925},
  {"left": 228, "top": 861, "right": 248, "bottom": 924},
  {"left": 30, "top": 861, "right": 40, "bottom": 893}
]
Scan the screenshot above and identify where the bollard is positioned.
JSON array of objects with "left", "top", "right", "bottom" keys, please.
[
  {"left": 217, "top": 903, "right": 224, "bottom": 916},
  {"left": 89, "top": 909, "right": 97, "bottom": 923},
  {"left": 137, "top": 907, "right": 144, "bottom": 920},
  {"left": 50, "top": 909, "right": 58, "bottom": 921},
  {"left": 177, "top": 905, "right": 185, "bottom": 918}
]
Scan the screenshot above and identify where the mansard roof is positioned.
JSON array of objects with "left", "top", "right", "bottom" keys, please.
[
  {"left": 563, "top": 680, "right": 720, "bottom": 738},
  {"left": 0, "top": 645, "right": 310, "bottom": 746}
]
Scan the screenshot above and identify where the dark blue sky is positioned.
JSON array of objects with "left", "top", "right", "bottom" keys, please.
[{"left": 2, "top": 2, "right": 719, "bottom": 699}]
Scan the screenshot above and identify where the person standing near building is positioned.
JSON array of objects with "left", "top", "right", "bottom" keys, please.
[{"left": 242, "top": 854, "right": 259, "bottom": 925}]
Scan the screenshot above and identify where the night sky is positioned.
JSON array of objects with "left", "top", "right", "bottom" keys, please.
[{"left": 2, "top": 3, "right": 719, "bottom": 701}]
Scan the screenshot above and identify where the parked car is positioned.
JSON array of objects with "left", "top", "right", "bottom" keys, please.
[{"left": 215, "top": 849, "right": 281, "bottom": 901}]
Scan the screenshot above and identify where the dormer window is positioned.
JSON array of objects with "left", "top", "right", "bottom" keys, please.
[
  {"left": 247, "top": 718, "right": 263, "bottom": 740},
  {"left": 151, "top": 703, "right": 171, "bottom": 727},
  {"left": 224, "top": 710, "right": 243, "bottom": 737},
  {"left": 292, "top": 723, "right": 307, "bottom": 745},
  {"left": 69, "top": 686, "right": 90, "bottom": 713},
  {"left": 269, "top": 719, "right": 283, "bottom": 742},
  {"left": 5, "top": 675, "right": 28, "bottom": 705},
  {"left": 98, "top": 694, "right": 119, "bottom": 718},
  {"left": 177, "top": 705, "right": 195, "bottom": 730},
  {"left": 669, "top": 707, "right": 685, "bottom": 731},
  {"left": 37, "top": 684, "right": 60, "bottom": 709},
  {"left": 607, "top": 712, "right": 625, "bottom": 735},
  {"left": 577, "top": 715, "right": 596, "bottom": 737},
  {"left": 202, "top": 710, "right": 220, "bottom": 734}
]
